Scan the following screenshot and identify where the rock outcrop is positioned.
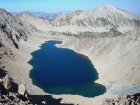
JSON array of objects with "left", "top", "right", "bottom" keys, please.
[
  {"left": 18, "top": 84, "right": 26, "bottom": 96},
  {"left": 2, "top": 74, "right": 11, "bottom": 90},
  {"left": 0, "top": 75, "right": 33, "bottom": 105},
  {"left": 0, "top": 8, "right": 39, "bottom": 63},
  {"left": 0, "top": 8, "right": 34, "bottom": 46},
  {"left": 0, "top": 8, "right": 42, "bottom": 97},
  {"left": 102, "top": 93, "right": 140, "bottom": 105}
]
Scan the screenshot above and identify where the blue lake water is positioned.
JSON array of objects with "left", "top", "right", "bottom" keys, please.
[{"left": 28, "top": 40, "right": 106, "bottom": 97}]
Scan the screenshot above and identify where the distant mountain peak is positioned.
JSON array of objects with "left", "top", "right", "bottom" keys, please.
[
  {"left": 18, "top": 11, "right": 33, "bottom": 16},
  {"left": 16, "top": 11, "right": 40, "bottom": 21},
  {"left": 51, "top": 5, "right": 140, "bottom": 33},
  {"left": 54, "top": 13, "right": 67, "bottom": 22},
  {"left": 100, "top": 5, "right": 116, "bottom": 8}
]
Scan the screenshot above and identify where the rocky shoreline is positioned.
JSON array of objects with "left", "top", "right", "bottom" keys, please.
[
  {"left": 0, "top": 73, "right": 140, "bottom": 105},
  {"left": 0, "top": 72, "right": 76, "bottom": 105}
]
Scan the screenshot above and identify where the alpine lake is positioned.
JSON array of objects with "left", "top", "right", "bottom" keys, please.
[{"left": 28, "top": 40, "right": 106, "bottom": 97}]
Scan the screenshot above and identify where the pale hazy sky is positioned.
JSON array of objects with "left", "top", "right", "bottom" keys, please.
[{"left": 0, "top": 0, "right": 140, "bottom": 15}]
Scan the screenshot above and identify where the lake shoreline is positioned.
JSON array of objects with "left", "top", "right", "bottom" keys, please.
[
  {"left": 4, "top": 35, "right": 117, "bottom": 105},
  {"left": 28, "top": 40, "right": 106, "bottom": 97}
]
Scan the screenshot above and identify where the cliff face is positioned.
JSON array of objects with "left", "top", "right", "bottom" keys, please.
[
  {"left": 0, "top": 9, "right": 40, "bottom": 64},
  {"left": 0, "top": 9, "right": 25, "bottom": 48},
  {"left": 0, "top": 9, "right": 40, "bottom": 42}
]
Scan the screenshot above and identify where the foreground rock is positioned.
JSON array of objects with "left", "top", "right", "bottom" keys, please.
[
  {"left": 102, "top": 93, "right": 140, "bottom": 105},
  {"left": 18, "top": 84, "right": 26, "bottom": 96},
  {"left": 2, "top": 74, "right": 11, "bottom": 90},
  {"left": 0, "top": 75, "right": 33, "bottom": 105}
]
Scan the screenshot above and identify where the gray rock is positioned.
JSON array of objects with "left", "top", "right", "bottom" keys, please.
[
  {"left": 24, "top": 92, "right": 29, "bottom": 100},
  {"left": 20, "top": 100, "right": 26, "bottom": 105},
  {"left": 114, "top": 102, "right": 119, "bottom": 105},
  {"left": 120, "top": 95, "right": 127, "bottom": 100},
  {"left": 114, "top": 97, "right": 120, "bottom": 102},
  {"left": 108, "top": 102, "right": 113, "bottom": 105},
  {"left": 2, "top": 77, "right": 5, "bottom": 82},
  {"left": 2, "top": 74, "right": 11, "bottom": 90},
  {"left": 0, "top": 78, "right": 2, "bottom": 83},
  {"left": 129, "top": 95, "right": 135, "bottom": 99},
  {"left": 119, "top": 99, "right": 128, "bottom": 105},
  {"left": 125, "top": 101, "right": 130, "bottom": 105},
  {"left": 102, "top": 102, "right": 110, "bottom": 105},
  {"left": 14, "top": 103, "right": 20, "bottom": 105},
  {"left": 18, "top": 84, "right": 25, "bottom": 96},
  {"left": 9, "top": 92, "right": 13, "bottom": 96},
  {"left": 42, "top": 101, "right": 46, "bottom": 104},
  {"left": 135, "top": 98, "right": 140, "bottom": 103},
  {"left": 9, "top": 92, "right": 17, "bottom": 99},
  {"left": 131, "top": 100, "right": 135, "bottom": 105}
]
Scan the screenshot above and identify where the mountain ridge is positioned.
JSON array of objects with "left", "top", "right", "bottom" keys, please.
[
  {"left": 11, "top": 11, "right": 72, "bottom": 21},
  {"left": 0, "top": 5, "right": 140, "bottom": 105},
  {"left": 16, "top": 11, "right": 50, "bottom": 32},
  {"left": 51, "top": 5, "right": 140, "bottom": 34},
  {"left": 9, "top": 5, "right": 140, "bottom": 34}
]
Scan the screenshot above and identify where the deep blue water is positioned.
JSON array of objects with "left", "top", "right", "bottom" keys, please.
[{"left": 28, "top": 40, "right": 106, "bottom": 97}]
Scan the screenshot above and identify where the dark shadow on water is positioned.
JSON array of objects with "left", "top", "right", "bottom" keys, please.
[{"left": 28, "top": 40, "right": 106, "bottom": 97}]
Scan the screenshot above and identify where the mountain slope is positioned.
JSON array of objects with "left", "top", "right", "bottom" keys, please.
[
  {"left": 0, "top": 9, "right": 36, "bottom": 49},
  {"left": 0, "top": 8, "right": 39, "bottom": 65},
  {"left": 28, "top": 11, "right": 71, "bottom": 21},
  {"left": 0, "top": 8, "right": 49, "bottom": 97},
  {"left": 16, "top": 12, "right": 52, "bottom": 32},
  {"left": 52, "top": 5, "right": 140, "bottom": 34}
]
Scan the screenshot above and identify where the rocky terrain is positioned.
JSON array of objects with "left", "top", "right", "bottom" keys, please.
[
  {"left": 0, "top": 5, "right": 140, "bottom": 105},
  {"left": 102, "top": 93, "right": 140, "bottom": 105},
  {"left": 11, "top": 11, "right": 72, "bottom": 22},
  {"left": 0, "top": 74, "right": 33, "bottom": 105},
  {"left": 51, "top": 5, "right": 140, "bottom": 33}
]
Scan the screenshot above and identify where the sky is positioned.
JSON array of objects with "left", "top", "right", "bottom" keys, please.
[{"left": 0, "top": 0, "right": 140, "bottom": 15}]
